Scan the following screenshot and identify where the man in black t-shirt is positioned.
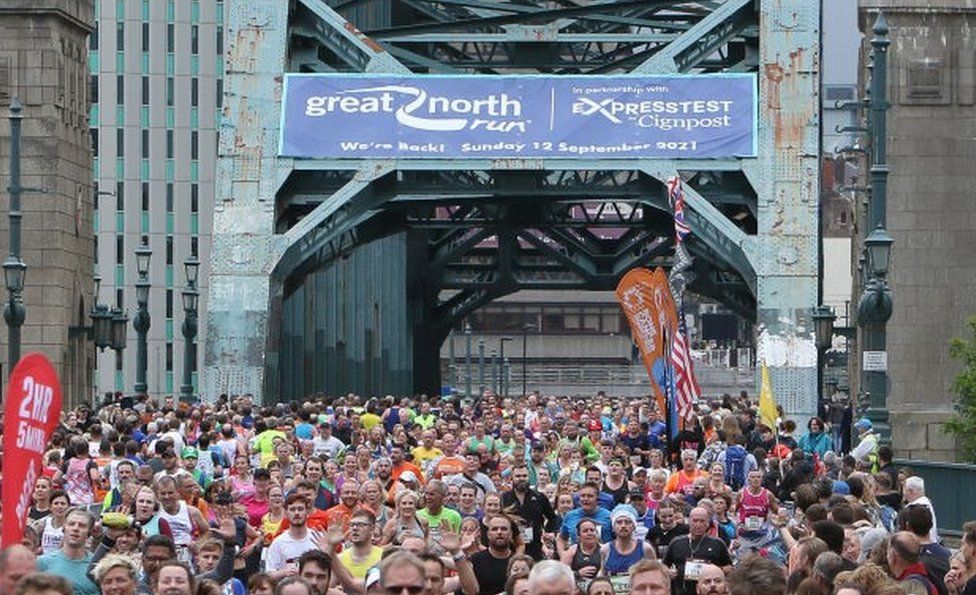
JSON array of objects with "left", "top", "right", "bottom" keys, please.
[
  {"left": 663, "top": 507, "right": 732, "bottom": 595},
  {"left": 646, "top": 503, "right": 689, "bottom": 559},
  {"left": 470, "top": 515, "right": 515, "bottom": 595}
]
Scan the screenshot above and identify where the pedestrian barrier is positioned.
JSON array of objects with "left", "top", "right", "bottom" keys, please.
[{"left": 895, "top": 458, "right": 976, "bottom": 537}]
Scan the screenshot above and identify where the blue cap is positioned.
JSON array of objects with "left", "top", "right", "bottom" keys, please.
[
  {"left": 854, "top": 418, "right": 872, "bottom": 430},
  {"left": 832, "top": 480, "right": 851, "bottom": 495}
]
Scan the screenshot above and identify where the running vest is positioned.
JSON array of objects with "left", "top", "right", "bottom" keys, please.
[
  {"left": 158, "top": 502, "right": 193, "bottom": 545},
  {"left": 40, "top": 517, "right": 64, "bottom": 555},
  {"left": 738, "top": 488, "right": 771, "bottom": 528}
]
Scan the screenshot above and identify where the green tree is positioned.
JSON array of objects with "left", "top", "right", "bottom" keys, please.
[{"left": 944, "top": 317, "right": 976, "bottom": 462}]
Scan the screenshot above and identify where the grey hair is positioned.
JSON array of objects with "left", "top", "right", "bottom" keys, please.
[
  {"left": 528, "top": 560, "right": 574, "bottom": 590},
  {"left": 681, "top": 449, "right": 698, "bottom": 460},
  {"left": 904, "top": 476, "right": 925, "bottom": 494},
  {"left": 649, "top": 468, "right": 669, "bottom": 484}
]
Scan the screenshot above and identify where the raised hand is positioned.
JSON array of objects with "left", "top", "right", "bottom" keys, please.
[{"left": 439, "top": 521, "right": 462, "bottom": 553}]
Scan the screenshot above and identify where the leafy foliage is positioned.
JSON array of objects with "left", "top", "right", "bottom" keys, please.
[{"left": 944, "top": 317, "right": 976, "bottom": 462}]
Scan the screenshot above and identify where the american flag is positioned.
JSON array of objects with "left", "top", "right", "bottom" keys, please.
[
  {"left": 667, "top": 177, "right": 691, "bottom": 242},
  {"left": 666, "top": 176, "right": 700, "bottom": 420},
  {"left": 670, "top": 304, "right": 700, "bottom": 419}
]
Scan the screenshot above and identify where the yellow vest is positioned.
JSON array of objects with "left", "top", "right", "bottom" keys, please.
[{"left": 338, "top": 546, "right": 384, "bottom": 579}]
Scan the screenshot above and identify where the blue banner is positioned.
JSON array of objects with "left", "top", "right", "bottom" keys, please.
[{"left": 279, "top": 74, "right": 757, "bottom": 159}]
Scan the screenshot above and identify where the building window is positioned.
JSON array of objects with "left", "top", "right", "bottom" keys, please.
[
  {"left": 90, "top": 75, "right": 99, "bottom": 104},
  {"left": 116, "top": 74, "right": 124, "bottom": 105},
  {"left": 116, "top": 182, "right": 124, "bottom": 210},
  {"left": 116, "top": 22, "right": 124, "bottom": 51},
  {"left": 166, "top": 130, "right": 173, "bottom": 159},
  {"left": 141, "top": 129, "right": 149, "bottom": 159},
  {"left": 116, "top": 289, "right": 123, "bottom": 308},
  {"left": 141, "top": 182, "right": 149, "bottom": 211},
  {"left": 216, "top": 27, "right": 223, "bottom": 55},
  {"left": 190, "top": 184, "right": 198, "bottom": 213},
  {"left": 116, "top": 128, "right": 124, "bottom": 157},
  {"left": 167, "top": 24, "right": 174, "bottom": 53},
  {"left": 116, "top": 350, "right": 123, "bottom": 371},
  {"left": 166, "top": 289, "right": 173, "bottom": 317},
  {"left": 94, "top": 236, "right": 99, "bottom": 264},
  {"left": 90, "top": 22, "right": 99, "bottom": 50},
  {"left": 91, "top": 129, "right": 98, "bottom": 156},
  {"left": 116, "top": 235, "right": 124, "bottom": 264},
  {"left": 166, "top": 236, "right": 173, "bottom": 265},
  {"left": 190, "top": 131, "right": 198, "bottom": 160},
  {"left": 142, "top": 22, "right": 149, "bottom": 52},
  {"left": 165, "top": 342, "right": 173, "bottom": 371},
  {"left": 216, "top": 79, "right": 223, "bottom": 108},
  {"left": 191, "top": 78, "right": 198, "bottom": 107},
  {"left": 141, "top": 76, "right": 149, "bottom": 105},
  {"left": 191, "top": 25, "right": 199, "bottom": 55},
  {"left": 191, "top": 237, "right": 198, "bottom": 257},
  {"left": 166, "top": 77, "right": 173, "bottom": 107},
  {"left": 166, "top": 183, "right": 173, "bottom": 212}
]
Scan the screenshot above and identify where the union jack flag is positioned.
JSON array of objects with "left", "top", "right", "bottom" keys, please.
[
  {"left": 667, "top": 177, "right": 691, "bottom": 242},
  {"left": 670, "top": 304, "right": 700, "bottom": 420}
]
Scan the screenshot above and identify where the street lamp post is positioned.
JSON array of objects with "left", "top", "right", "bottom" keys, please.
[
  {"left": 813, "top": 304, "right": 837, "bottom": 405},
  {"left": 447, "top": 329, "right": 456, "bottom": 395},
  {"left": 180, "top": 256, "right": 199, "bottom": 403},
  {"left": 490, "top": 348, "right": 498, "bottom": 394},
  {"left": 522, "top": 323, "right": 534, "bottom": 397},
  {"left": 133, "top": 243, "right": 152, "bottom": 395},
  {"left": 499, "top": 336, "right": 513, "bottom": 395},
  {"left": 4, "top": 99, "right": 27, "bottom": 376},
  {"left": 464, "top": 324, "right": 472, "bottom": 398},
  {"left": 477, "top": 338, "right": 485, "bottom": 394},
  {"left": 858, "top": 14, "right": 893, "bottom": 444}
]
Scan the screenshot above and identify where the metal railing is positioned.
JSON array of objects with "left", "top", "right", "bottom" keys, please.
[
  {"left": 449, "top": 361, "right": 756, "bottom": 396},
  {"left": 894, "top": 459, "right": 976, "bottom": 537}
]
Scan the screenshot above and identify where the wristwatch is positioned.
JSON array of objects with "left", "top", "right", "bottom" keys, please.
[{"left": 452, "top": 552, "right": 468, "bottom": 563}]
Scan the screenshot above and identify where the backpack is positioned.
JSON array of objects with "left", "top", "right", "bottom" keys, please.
[{"left": 724, "top": 445, "right": 748, "bottom": 491}]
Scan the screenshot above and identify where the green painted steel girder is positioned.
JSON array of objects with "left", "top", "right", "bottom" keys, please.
[{"left": 206, "top": 0, "right": 819, "bottom": 412}]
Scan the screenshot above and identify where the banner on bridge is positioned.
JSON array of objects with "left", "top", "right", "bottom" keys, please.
[{"left": 280, "top": 74, "right": 757, "bottom": 159}]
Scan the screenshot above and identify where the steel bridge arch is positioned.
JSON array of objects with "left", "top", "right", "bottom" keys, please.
[{"left": 205, "top": 0, "right": 820, "bottom": 416}]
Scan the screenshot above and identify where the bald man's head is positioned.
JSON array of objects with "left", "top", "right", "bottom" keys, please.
[{"left": 0, "top": 545, "right": 37, "bottom": 595}]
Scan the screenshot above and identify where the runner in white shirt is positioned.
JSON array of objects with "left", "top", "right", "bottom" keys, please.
[{"left": 266, "top": 493, "right": 319, "bottom": 578}]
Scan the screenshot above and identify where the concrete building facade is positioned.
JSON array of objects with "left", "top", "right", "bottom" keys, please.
[
  {"left": 0, "top": 0, "right": 95, "bottom": 406},
  {"left": 860, "top": 0, "right": 976, "bottom": 460},
  {"left": 90, "top": 0, "right": 219, "bottom": 398}
]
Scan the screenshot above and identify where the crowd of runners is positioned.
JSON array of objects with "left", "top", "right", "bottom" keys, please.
[{"left": 0, "top": 390, "right": 969, "bottom": 595}]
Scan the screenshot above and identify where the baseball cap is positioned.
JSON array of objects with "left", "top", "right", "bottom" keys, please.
[
  {"left": 832, "top": 480, "right": 851, "bottom": 495},
  {"left": 854, "top": 418, "right": 872, "bottom": 431},
  {"left": 629, "top": 487, "right": 645, "bottom": 499},
  {"left": 587, "top": 419, "right": 602, "bottom": 432},
  {"left": 400, "top": 471, "right": 418, "bottom": 483},
  {"left": 181, "top": 447, "right": 198, "bottom": 459}
]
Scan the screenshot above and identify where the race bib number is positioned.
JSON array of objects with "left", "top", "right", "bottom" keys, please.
[
  {"left": 609, "top": 575, "right": 631, "bottom": 593},
  {"left": 685, "top": 560, "right": 706, "bottom": 580},
  {"left": 521, "top": 526, "right": 534, "bottom": 543},
  {"left": 745, "top": 516, "right": 762, "bottom": 531}
]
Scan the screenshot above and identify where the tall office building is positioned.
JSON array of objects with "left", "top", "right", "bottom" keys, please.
[{"left": 91, "top": 0, "right": 220, "bottom": 397}]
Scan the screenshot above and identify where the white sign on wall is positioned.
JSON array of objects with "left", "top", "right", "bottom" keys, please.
[{"left": 862, "top": 350, "right": 888, "bottom": 372}]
